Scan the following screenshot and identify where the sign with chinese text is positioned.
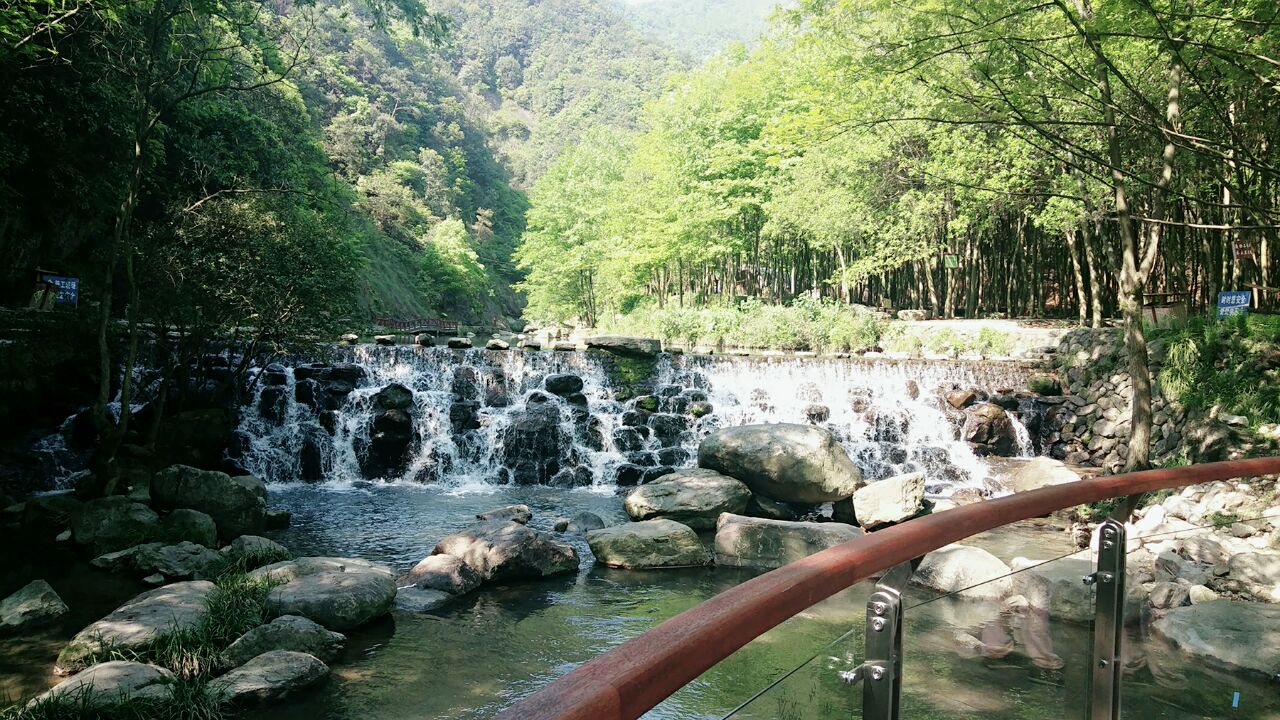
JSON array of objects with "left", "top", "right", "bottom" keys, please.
[
  {"left": 1216, "top": 290, "right": 1251, "bottom": 318},
  {"left": 40, "top": 274, "right": 78, "bottom": 306}
]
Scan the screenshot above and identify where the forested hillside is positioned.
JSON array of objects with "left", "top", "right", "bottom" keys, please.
[
  {"left": 0, "top": 0, "right": 682, "bottom": 329},
  {"left": 615, "top": 0, "right": 781, "bottom": 59}
]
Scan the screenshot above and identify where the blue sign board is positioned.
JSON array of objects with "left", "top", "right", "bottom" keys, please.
[
  {"left": 1216, "top": 290, "right": 1251, "bottom": 318},
  {"left": 41, "top": 274, "right": 79, "bottom": 306}
]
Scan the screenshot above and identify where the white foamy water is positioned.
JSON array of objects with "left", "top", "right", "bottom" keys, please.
[{"left": 233, "top": 347, "right": 1044, "bottom": 497}]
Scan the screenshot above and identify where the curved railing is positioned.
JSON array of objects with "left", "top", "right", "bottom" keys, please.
[{"left": 496, "top": 456, "right": 1280, "bottom": 720}]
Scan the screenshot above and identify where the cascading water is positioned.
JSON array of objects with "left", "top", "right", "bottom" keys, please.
[{"left": 235, "top": 346, "right": 1047, "bottom": 497}]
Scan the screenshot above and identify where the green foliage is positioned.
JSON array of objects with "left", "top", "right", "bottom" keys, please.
[
  {"left": 1155, "top": 316, "right": 1280, "bottom": 427},
  {"left": 600, "top": 298, "right": 885, "bottom": 352}
]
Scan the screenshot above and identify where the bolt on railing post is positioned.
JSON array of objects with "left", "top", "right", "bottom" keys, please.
[
  {"left": 1087, "top": 518, "right": 1127, "bottom": 720},
  {"left": 863, "top": 563, "right": 908, "bottom": 720}
]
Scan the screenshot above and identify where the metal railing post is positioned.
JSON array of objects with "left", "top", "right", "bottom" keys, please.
[
  {"left": 845, "top": 563, "right": 908, "bottom": 720},
  {"left": 1087, "top": 518, "right": 1127, "bottom": 720}
]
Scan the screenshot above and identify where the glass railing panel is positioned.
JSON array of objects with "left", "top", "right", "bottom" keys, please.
[
  {"left": 1122, "top": 504, "right": 1280, "bottom": 719},
  {"left": 897, "top": 548, "right": 1094, "bottom": 720},
  {"left": 715, "top": 581, "right": 872, "bottom": 720}
]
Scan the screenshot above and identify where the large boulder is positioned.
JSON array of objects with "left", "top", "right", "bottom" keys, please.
[
  {"left": 714, "top": 513, "right": 863, "bottom": 570},
  {"left": 69, "top": 496, "right": 159, "bottom": 555},
  {"left": 1151, "top": 601, "right": 1280, "bottom": 676},
  {"left": 214, "top": 650, "right": 329, "bottom": 704},
  {"left": 587, "top": 519, "right": 710, "bottom": 569},
  {"left": 851, "top": 472, "right": 924, "bottom": 529},
  {"left": 432, "top": 520, "right": 579, "bottom": 581},
  {"left": 400, "top": 555, "right": 482, "bottom": 595},
  {"left": 92, "top": 541, "right": 223, "bottom": 580},
  {"left": 1226, "top": 552, "right": 1280, "bottom": 602},
  {"left": 1, "top": 579, "right": 68, "bottom": 633},
  {"left": 222, "top": 615, "right": 346, "bottom": 668},
  {"left": 962, "top": 403, "right": 1019, "bottom": 457},
  {"left": 33, "top": 661, "right": 176, "bottom": 705},
  {"left": 544, "top": 373, "right": 584, "bottom": 396},
  {"left": 623, "top": 469, "right": 751, "bottom": 530},
  {"left": 358, "top": 408, "right": 414, "bottom": 479},
  {"left": 249, "top": 557, "right": 397, "bottom": 631},
  {"left": 698, "top": 424, "right": 862, "bottom": 503},
  {"left": 151, "top": 465, "right": 267, "bottom": 541},
  {"left": 912, "top": 544, "right": 1012, "bottom": 600},
  {"left": 222, "top": 535, "right": 291, "bottom": 570},
  {"left": 21, "top": 494, "right": 83, "bottom": 537},
  {"left": 584, "top": 336, "right": 661, "bottom": 358},
  {"left": 373, "top": 383, "right": 414, "bottom": 411},
  {"left": 56, "top": 581, "right": 216, "bottom": 674},
  {"left": 158, "top": 508, "right": 218, "bottom": 548},
  {"left": 499, "top": 402, "right": 568, "bottom": 485}
]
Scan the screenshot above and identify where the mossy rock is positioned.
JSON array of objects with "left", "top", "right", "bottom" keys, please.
[{"left": 1028, "top": 374, "right": 1062, "bottom": 396}]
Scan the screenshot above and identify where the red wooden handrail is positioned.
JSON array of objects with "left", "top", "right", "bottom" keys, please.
[{"left": 497, "top": 456, "right": 1280, "bottom": 720}]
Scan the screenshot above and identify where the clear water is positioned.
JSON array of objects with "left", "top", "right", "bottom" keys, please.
[{"left": 245, "top": 484, "right": 1279, "bottom": 720}]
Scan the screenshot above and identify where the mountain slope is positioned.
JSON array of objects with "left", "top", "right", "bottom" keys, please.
[{"left": 294, "top": 0, "right": 684, "bottom": 326}]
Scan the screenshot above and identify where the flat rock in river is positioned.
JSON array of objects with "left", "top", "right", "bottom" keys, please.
[
  {"left": 587, "top": 519, "right": 710, "bottom": 569},
  {"left": 222, "top": 615, "right": 346, "bottom": 668},
  {"left": 214, "top": 650, "right": 329, "bottom": 704},
  {"left": 433, "top": 520, "right": 580, "bottom": 581},
  {"left": 714, "top": 513, "right": 863, "bottom": 570},
  {"left": 0, "top": 579, "right": 68, "bottom": 633},
  {"left": 698, "top": 424, "right": 861, "bottom": 503},
  {"left": 56, "top": 581, "right": 215, "bottom": 674},
  {"left": 1151, "top": 600, "right": 1280, "bottom": 677},
  {"left": 249, "top": 557, "right": 396, "bottom": 631},
  {"left": 33, "top": 661, "right": 175, "bottom": 705},
  {"left": 623, "top": 469, "right": 751, "bottom": 530}
]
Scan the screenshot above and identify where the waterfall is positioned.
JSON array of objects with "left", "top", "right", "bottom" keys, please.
[{"left": 233, "top": 347, "right": 1046, "bottom": 497}]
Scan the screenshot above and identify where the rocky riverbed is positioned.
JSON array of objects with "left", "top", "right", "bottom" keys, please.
[{"left": 3, "top": 418, "right": 1279, "bottom": 718}]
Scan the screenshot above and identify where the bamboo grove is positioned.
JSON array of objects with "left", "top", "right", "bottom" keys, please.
[{"left": 516, "top": 0, "right": 1280, "bottom": 328}]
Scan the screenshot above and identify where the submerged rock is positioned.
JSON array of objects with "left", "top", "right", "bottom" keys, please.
[
  {"left": 56, "top": 581, "right": 216, "bottom": 674},
  {"left": 394, "top": 587, "right": 453, "bottom": 612},
  {"left": 433, "top": 520, "right": 579, "bottom": 582},
  {"left": 913, "top": 545, "right": 1012, "bottom": 600},
  {"left": 214, "top": 650, "right": 329, "bottom": 704},
  {"left": 223, "top": 615, "right": 346, "bottom": 668},
  {"left": 852, "top": 472, "right": 924, "bottom": 529},
  {"left": 698, "top": 424, "right": 862, "bottom": 503},
  {"left": 714, "top": 513, "right": 863, "bottom": 570},
  {"left": 587, "top": 519, "right": 710, "bottom": 569},
  {"left": 475, "top": 504, "right": 532, "bottom": 524},
  {"left": 623, "top": 469, "right": 750, "bottom": 530},
  {"left": 249, "top": 557, "right": 396, "bottom": 631},
  {"left": 0, "top": 579, "right": 68, "bottom": 633},
  {"left": 401, "top": 555, "right": 482, "bottom": 595},
  {"left": 1151, "top": 600, "right": 1280, "bottom": 676},
  {"left": 34, "top": 661, "right": 176, "bottom": 705},
  {"left": 151, "top": 465, "right": 267, "bottom": 540},
  {"left": 567, "top": 511, "right": 607, "bottom": 534}
]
